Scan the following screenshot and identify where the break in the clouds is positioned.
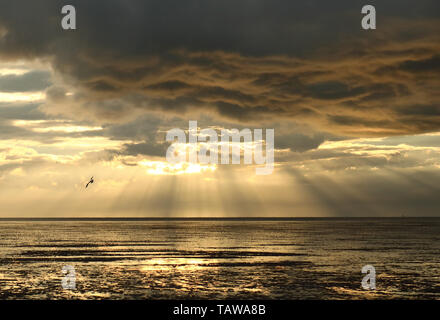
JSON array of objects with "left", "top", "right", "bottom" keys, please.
[{"left": 0, "top": 0, "right": 439, "bottom": 217}]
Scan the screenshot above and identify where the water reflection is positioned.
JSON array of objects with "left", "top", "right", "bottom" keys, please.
[{"left": 0, "top": 219, "right": 439, "bottom": 299}]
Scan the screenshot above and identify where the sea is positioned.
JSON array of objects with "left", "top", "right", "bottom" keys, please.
[{"left": 0, "top": 218, "right": 439, "bottom": 299}]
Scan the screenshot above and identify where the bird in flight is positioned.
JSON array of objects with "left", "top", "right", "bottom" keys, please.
[{"left": 85, "top": 176, "right": 94, "bottom": 189}]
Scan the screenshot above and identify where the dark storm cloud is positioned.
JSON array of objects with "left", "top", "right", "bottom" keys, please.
[
  {"left": 100, "top": 114, "right": 171, "bottom": 158},
  {"left": 1, "top": 0, "right": 436, "bottom": 56},
  {"left": 397, "top": 54, "right": 440, "bottom": 73},
  {"left": 103, "top": 115, "right": 164, "bottom": 141},
  {"left": 0, "top": 0, "right": 439, "bottom": 137},
  {"left": 120, "top": 141, "right": 169, "bottom": 157},
  {"left": 275, "top": 132, "right": 326, "bottom": 152}
]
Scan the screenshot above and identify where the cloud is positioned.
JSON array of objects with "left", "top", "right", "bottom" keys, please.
[
  {"left": 0, "top": 0, "right": 439, "bottom": 217},
  {"left": 0, "top": 0, "right": 437, "bottom": 138},
  {"left": 275, "top": 132, "right": 326, "bottom": 152},
  {"left": 119, "top": 142, "right": 168, "bottom": 157},
  {"left": 0, "top": 70, "right": 51, "bottom": 92}
]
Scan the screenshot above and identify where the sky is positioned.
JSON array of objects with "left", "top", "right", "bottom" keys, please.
[{"left": 0, "top": 0, "right": 439, "bottom": 217}]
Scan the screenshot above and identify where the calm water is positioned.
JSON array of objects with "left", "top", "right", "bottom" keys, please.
[{"left": 0, "top": 218, "right": 439, "bottom": 299}]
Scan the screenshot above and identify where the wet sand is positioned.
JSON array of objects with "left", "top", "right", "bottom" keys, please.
[{"left": 0, "top": 218, "right": 439, "bottom": 299}]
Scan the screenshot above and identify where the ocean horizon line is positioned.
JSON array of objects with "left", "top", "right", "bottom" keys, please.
[{"left": 0, "top": 216, "right": 437, "bottom": 221}]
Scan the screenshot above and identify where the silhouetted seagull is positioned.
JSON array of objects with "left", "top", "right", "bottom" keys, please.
[{"left": 85, "top": 177, "right": 94, "bottom": 189}]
